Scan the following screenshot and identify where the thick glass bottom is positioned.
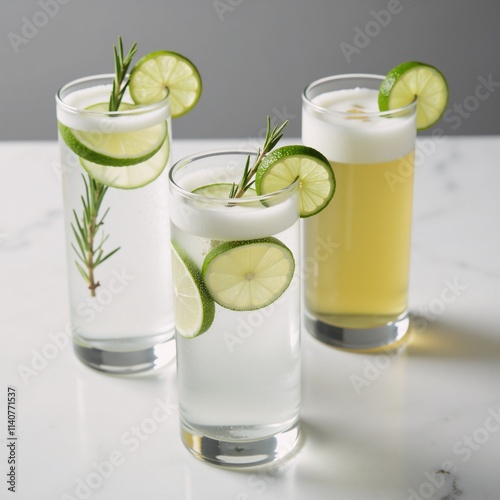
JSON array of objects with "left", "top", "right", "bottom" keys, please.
[
  {"left": 305, "top": 309, "right": 410, "bottom": 351},
  {"left": 73, "top": 332, "right": 175, "bottom": 374},
  {"left": 180, "top": 418, "right": 301, "bottom": 468}
]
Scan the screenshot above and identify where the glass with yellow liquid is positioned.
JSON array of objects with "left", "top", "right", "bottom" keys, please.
[{"left": 302, "top": 74, "right": 417, "bottom": 350}]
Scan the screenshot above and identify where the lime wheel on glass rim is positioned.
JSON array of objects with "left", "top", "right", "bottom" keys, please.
[
  {"left": 255, "top": 145, "right": 336, "bottom": 218},
  {"left": 129, "top": 50, "right": 202, "bottom": 118},
  {"left": 378, "top": 61, "right": 449, "bottom": 130},
  {"left": 59, "top": 51, "right": 202, "bottom": 189},
  {"left": 58, "top": 102, "right": 168, "bottom": 167}
]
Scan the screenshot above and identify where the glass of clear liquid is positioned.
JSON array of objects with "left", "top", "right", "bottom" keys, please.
[
  {"left": 56, "top": 74, "right": 175, "bottom": 373},
  {"left": 169, "top": 150, "right": 301, "bottom": 467}
]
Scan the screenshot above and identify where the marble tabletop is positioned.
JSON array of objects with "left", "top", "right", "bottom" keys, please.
[{"left": 1, "top": 137, "right": 499, "bottom": 500}]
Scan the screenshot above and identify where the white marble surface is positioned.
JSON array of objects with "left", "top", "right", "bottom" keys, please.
[{"left": 1, "top": 137, "right": 500, "bottom": 500}]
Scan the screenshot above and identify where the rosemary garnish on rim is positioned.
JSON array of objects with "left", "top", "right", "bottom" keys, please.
[{"left": 229, "top": 117, "right": 288, "bottom": 199}]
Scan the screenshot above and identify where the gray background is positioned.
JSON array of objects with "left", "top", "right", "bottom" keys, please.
[{"left": 1, "top": 0, "right": 498, "bottom": 140}]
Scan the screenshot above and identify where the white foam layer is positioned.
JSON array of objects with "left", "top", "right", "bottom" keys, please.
[
  {"left": 171, "top": 198, "right": 297, "bottom": 240},
  {"left": 302, "top": 88, "right": 416, "bottom": 164},
  {"left": 56, "top": 85, "right": 169, "bottom": 132},
  {"left": 170, "top": 170, "right": 298, "bottom": 239}
]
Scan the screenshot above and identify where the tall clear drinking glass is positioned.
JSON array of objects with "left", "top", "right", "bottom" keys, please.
[
  {"left": 169, "top": 150, "right": 301, "bottom": 467},
  {"left": 302, "top": 74, "right": 417, "bottom": 350},
  {"left": 56, "top": 75, "right": 175, "bottom": 373}
]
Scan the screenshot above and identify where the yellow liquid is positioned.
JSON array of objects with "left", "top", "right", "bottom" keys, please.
[{"left": 304, "top": 152, "right": 414, "bottom": 329}]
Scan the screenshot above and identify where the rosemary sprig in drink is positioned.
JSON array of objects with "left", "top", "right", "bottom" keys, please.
[
  {"left": 71, "top": 175, "right": 120, "bottom": 296},
  {"left": 72, "top": 37, "right": 136, "bottom": 295},
  {"left": 229, "top": 117, "right": 288, "bottom": 198}
]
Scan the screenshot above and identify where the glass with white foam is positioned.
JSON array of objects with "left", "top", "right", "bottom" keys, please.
[
  {"left": 169, "top": 150, "right": 301, "bottom": 467},
  {"left": 302, "top": 74, "right": 417, "bottom": 350},
  {"left": 56, "top": 75, "right": 175, "bottom": 373}
]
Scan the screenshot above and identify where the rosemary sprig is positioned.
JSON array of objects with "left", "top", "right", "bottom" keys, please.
[
  {"left": 109, "top": 36, "right": 137, "bottom": 112},
  {"left": 72, "top": 37, "right": 136, "bottom": 295},
  {"left": 229, "top": 117, "right": 288, "bottom": 198},
  {"left": 71, "top": 175, "right": 121, "bottom": 296}
]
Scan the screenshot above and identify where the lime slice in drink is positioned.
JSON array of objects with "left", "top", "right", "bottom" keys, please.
[
  {"left": 378, "top": 61, "right": 449, "bottom": 130},
  {"left": 202, "top": 237, "right": 295, "bottom": 311},
  {"left": 192, "top": 183, "right": 256, "bottom": 198},
  {"left": 58, "top": 102, "right": 168, "bottom": 166},
  {"left": 129, "top": 51, "right": 202, "bottom": 118},
  {"left": 80, "top": 134, "right": 169, "bottom": 189},
  {"left": 172, "top": 243, "right": 215, "bottom": 338},
  {"left": 255, "top": 145, "right": 335, "bottom": 218}
]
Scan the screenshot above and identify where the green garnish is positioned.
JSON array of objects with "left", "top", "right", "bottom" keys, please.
[
  {"left": 109, "top": 37, "right": 137, "bottom": 112},
  {"left": 71, "top": 175, "right": 120, "bottom": 296},
  {"left": 229, "top": 117, "right": 288, "bottom": 199},
  {"left": 72, "top": 36, "right": 137, "bottom": 295}
]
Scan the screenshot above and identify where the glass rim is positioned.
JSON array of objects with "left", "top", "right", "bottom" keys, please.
[
  {"left": 55, "top": 73, "right": 170, "bottom": 117},
  {"left": 302, "top": 73, "right": 417, "bottom": 118},
  {"left": 169, "top": 148, "right": 299, "bottom": 205}
]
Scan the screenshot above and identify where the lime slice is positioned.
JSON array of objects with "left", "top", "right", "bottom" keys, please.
[
  {"left": 202, "top": 237, "right": 295, "bottom": 311},
  {"left": 129, "top": 51, "right": 202, "bottom": 118},
  {"left": 80, "top": 133, "right": 169, "bottom": 189},
  {"left": 378, "top": 61, "right": 449, "bottom": 130},
  {"left": 58, "top": 103, "right": 167, "bottom": 166},
  {"left": 172, "top": 243, "right": 215, "bottom": 338},
  {"left": 192, "top": 183, "right": 256, "bottom": 198},
  {"left": 255, "top": 145, "right": 335, "bottom": 218}
]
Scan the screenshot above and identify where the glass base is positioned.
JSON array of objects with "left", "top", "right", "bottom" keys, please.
[
  {"left": 305, "top": 310, "right": 410, "bottom": 351},
  {"left": 180, "top": 418, "right": 301, "bottom": 468},
  {"left": 73, "top": 332, "right": 176, "bottom": 374}
]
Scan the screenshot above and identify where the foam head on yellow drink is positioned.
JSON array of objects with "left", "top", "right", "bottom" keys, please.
[{"left": 302, "top": 86, "right": 416, "bottom": 329}]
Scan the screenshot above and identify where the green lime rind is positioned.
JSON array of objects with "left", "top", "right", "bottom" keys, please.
[
  {"left": 80, "top": 132, "right": 170, "bottom": 190},
  {"left": 378, "top": 61, "right": 449, "bottom": 131},
  {"left": 202, "top": 237, "right": 295, "bottom": 312},
  {"left": 256, "top": 145, "right": 336, "bottom": 218},
  {"left": 129, "top": 50, "right": 202, "bottom": 118},
  {"left": 192, "top": 183, "right": 256, "bottom": 198},
  {"left": 172, "top": 242, "right": 215, "bottom": 338},
  {"left": 58, "top": 117, "right": 167, "bottom": 167}
]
